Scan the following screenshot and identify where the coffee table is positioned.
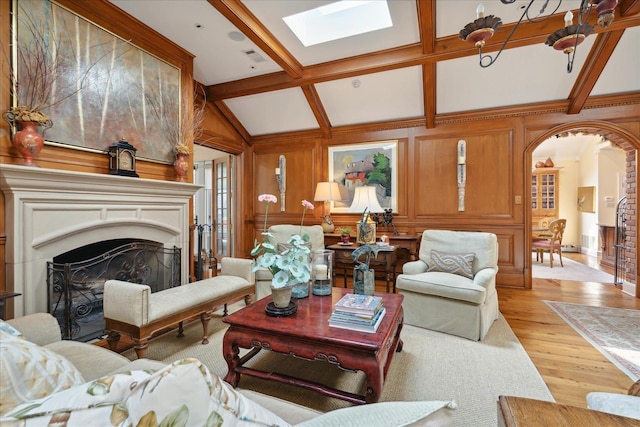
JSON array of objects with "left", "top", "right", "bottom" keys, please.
[{"left": 222, "top": 288, "right": 404, "bottom": 404}]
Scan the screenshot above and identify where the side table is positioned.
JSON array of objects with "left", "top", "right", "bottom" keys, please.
[{"left": 327, "top": 244, "right": 399, "bottom": 293}]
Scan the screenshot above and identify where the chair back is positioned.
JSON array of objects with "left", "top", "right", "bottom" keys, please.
[
  {"left": 419, "top": 230, "right": 498, "bottom": 273},
  {"left": 538, "top": 217, "right": 556, "bottom": 229},
  {"left": 268, "top": 224, "right": 325, "bottom": 250},
  {"left": 547, "top": 219, "right": 566, "bottom": 246}
]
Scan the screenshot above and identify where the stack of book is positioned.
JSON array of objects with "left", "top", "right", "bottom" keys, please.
[{"left": 329, "top": 294, "right": 385, "bottom": 333}]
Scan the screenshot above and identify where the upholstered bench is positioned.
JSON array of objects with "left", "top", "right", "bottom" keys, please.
[{"left": 104, "top": 257, "right": 254, "bottom": 359}]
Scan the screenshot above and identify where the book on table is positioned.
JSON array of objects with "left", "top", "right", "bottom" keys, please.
[
  {"left": 334, "top": 294, "right": 383, "bottom": 316},
  {"left": 329, "top": 307, "right": 386, "bottom": 333}
]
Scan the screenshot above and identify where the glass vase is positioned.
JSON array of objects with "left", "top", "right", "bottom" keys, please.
[{"left": 312, "top": 249, "right": 334, "bottom": 296}]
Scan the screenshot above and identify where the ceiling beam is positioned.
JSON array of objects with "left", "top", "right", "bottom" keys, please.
[
  {"left": 301, "top": 85, "right": 332, "bottom": 139},
  {"left": 417, "top": 0, "right": 435, "bottom": 54},
  {"left": 567, "top": 30, "right": 625, "bottom": 114},
  {"left": 206, "top": 0, "right": 303, "bottom": 78},
  {"left": 423, "top": 64, "right": 436, "bottom": 129},
  {"left": 213, "top": 100, "right": 252, "bottom": 145},
  {"left": 620, "top": 0, "right": 640, "bottom": 16},
  {"left": 207, "top": 13, "right": 640, "bottom": 101}
]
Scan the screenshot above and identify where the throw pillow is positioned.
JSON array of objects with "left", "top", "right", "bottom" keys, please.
[
  {"left": 427, "top": 250, "right": 475, "bottom": 279},
  {"left": 125, "top": 358, "right": 291, "bottom": 427},
  {"left": 0, "top": 320, "right": 23, "bottom": 338},
  {"left": 1, "top": 369, "right": 153, "bottom": 424},
  {"left": 0, "top": 331, "right": 85, "bottom": 416},
  {"left": 295, "top": 400, "right": 457, "bottom": 427}
]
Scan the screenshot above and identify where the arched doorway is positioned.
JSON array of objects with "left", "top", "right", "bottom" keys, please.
[{"left": 525, "top": 122, "right": 640, "bottom": 298}]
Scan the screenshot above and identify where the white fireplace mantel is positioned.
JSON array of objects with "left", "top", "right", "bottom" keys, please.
[{"left": 1, "top": 164, "right": 201, "bottom": 316}]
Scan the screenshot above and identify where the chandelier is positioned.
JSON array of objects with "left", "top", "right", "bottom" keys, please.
[{"left": 459, "top": 0, "right": 618, "bottom": 73}]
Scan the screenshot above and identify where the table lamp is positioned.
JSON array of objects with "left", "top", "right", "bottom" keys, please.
[
  {"left": 349, "top": 186, "right": 384, "bottom": 244},
  {"left": 314, "top": 182, "right": 341, "bottom": 233}
]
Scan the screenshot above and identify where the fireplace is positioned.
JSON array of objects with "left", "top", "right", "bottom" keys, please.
[
  {"left": 48, "top": 239, "right": 181, "bottom": 341},
  {"left": 0, "top": 164, "right": 200, "bottom": 318}
]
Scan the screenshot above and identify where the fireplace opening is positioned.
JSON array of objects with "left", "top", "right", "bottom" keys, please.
[{"left": 47, "top": 239, "right": 181, "bottom": 342}]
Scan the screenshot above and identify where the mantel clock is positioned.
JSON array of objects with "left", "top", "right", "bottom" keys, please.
[{"left": 108, "top": 140, "right": 139, "bottom": 177}]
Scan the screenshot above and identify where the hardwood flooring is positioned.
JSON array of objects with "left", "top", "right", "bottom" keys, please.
[{"left": 498, "top": 252, "right": 639, "bottom": 409}]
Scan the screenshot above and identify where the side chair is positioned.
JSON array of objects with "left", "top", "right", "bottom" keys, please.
[{"left": 532, "top": 219, "right": 566, "bottom": 268}]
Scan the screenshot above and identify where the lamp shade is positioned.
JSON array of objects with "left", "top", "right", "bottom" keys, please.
[
  {"left": 314, "top": 182, "right": 341, "bottom": 202},
  {"left": 348, "top": 186, "right": 384, "bottom": 213}
]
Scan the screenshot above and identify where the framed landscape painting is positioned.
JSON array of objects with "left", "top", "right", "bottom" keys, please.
[{"left": 328, "top": 140, "right": 397, "bottom": 213}]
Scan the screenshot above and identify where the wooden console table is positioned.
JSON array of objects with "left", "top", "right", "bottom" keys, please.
[
  {"left": 324, "top": 232, "right": 421, "bottom": 276},
  {"left": 498, "top": 396, "right": 640, "bottom": 427}
]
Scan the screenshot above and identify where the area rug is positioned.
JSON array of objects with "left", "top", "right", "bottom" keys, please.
[
  {"left": 544, "top": 301, "right": 640, "bottom": 381},
  {"left": 122, "top": 309, "right": 553, "bottom": 427},
  {"left": 532, "top": 254, "right": 615, "bottom": 283}
]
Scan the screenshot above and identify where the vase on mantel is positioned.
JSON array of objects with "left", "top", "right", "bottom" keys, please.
[
  {"left": 173, "top": 153, "right": 189, "bottom": 182},
  {"left": 3, "top": 112, "right": 52, "bottom": 166}
]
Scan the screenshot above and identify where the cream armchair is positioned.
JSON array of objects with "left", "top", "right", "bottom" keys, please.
[
  {"left": 396, "top": 229, "right": 499, "bottom": 341},
  {"left": 254, "top": 224, "right": 325, "bottom": 300}
]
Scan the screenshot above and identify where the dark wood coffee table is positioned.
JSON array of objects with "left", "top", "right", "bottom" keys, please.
[{"left": 222, "top": 288, "right": 404, "bottom": 404}]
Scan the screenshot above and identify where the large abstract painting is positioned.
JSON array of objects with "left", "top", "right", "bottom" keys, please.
[
  {"left": 14, "top": 0, "right": 180, "bottom": 163},
  {"left": 328, "top": 140, "right": 397, "bottom": 213}
]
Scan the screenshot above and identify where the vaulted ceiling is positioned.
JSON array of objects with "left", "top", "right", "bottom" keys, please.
[{"left": 110, "top": 0, "right": 640, "bottom": 147}]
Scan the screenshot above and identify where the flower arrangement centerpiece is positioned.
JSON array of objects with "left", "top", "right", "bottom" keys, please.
[{"left": 251, "top": 195, "right": 315, "bottom": 312}]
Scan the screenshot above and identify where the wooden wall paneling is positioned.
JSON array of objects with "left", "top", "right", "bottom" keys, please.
[{"left": 414, "top": 137, "right": 458, "bottom": 215}]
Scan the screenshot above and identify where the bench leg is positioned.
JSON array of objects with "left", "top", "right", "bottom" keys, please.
[
  {"left": 106, "top": 331, "right": 121, "bottom": 351},
  {"left": 177, "top": 321, "right": 185, "bottom": 338},
  {"left": 133, "top": 338, "right": 149, "bottom": 359},
  {"left": 200, "top": 312, "right": 211, "bottom": 345}
]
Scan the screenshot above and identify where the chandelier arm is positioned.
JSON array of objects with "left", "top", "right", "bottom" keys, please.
[
  {"left": 478, "top": 2, "right": 533, "bottom": 68},
  {"left": 526, "top": 0, "right": 562, "bottom": 23},
  {"left": 566, "top": 0, "right": 594, "bottom": 73}
]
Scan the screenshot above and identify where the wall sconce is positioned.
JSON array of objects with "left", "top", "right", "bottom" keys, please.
[
  {"left": 275, "top": 155, "right": 286, "bottom": 211},
  {"left": 349, "top": 186, "right": 384, "bottom": 244},
  {"left": 459, "top": 1, "right": 615, "bottom": 73},
  {"left": 314, "top": 181, "right": 342, "bottom": 233},
  {"left": 458, "top": 140, "right": 466, "bottom": 212}
]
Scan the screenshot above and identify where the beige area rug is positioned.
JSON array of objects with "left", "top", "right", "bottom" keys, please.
[
  {"left": 532, "top": 253, "right": 615, "bottom": 283},
  {"left": 122, "top": 305, "right": 553, "bottom": 427},
  {"left": 544, "top": 301, "right": 640, "bottom": 381}
]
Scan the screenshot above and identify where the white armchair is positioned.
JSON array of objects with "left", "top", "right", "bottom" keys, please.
[
  {"left": 396, "top": 229, "right": 499, "bottom": 341},
  {"left": 254, "top": 224, "right": 325, "bottom": 300}
]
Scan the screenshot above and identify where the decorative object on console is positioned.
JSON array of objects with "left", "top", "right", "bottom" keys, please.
[
  {"left": 457, "top": 140, "right": 466, "bottom": 212},
  {"left": 275, "top": 155, "right": 286, "bottom": 211},
  {"left": 108, "top": 139, "right": 139, "bottom": 177},
  {"left": 349, "top": 186, "right": 384, "bottom": 244},
  {"left": 314, "top": 182, "right": 342, "bottom": 233},
  {"left": 312, "top": 249, "right": 334, "bottom": 296},
  {"left": 338, "top": 226, "right": 353, "bottom": 244},
  {"left": 459, "top": 0, "right": 613, "bottom": 73},
  {"left": 352, "top": 244, "right": 380, "bottom": 295},
  {"left": 371, "top": 208, "right": 398, "bottom": 235}
]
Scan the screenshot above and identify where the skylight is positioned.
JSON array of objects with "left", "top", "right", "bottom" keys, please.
[{"left": 283, "top": 1, "right": 392, "bottom": 47}]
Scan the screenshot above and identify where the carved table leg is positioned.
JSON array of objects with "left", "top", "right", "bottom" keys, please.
[{"left": 223, "top": 330, "right": 241, "bottom": 386}]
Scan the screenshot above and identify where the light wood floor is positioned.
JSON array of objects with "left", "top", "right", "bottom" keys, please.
[{"left": 499, "top": 252, "right": 639, "bottom": 408}]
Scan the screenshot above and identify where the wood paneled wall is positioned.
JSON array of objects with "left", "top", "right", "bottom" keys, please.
[{"left": 247, "top": 102, "right": 640, "bottom": 290}]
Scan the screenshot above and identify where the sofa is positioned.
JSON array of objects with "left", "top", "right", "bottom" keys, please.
[
  {"left": 0, "top": 312, "right": 456, "bottom": 426},
  {"left": 254, "top": 224, "right": 325, "bottom": 300}
]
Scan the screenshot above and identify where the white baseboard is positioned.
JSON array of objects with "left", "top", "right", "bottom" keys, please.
[{"left": 622, "top": 281, "right": 636, "bottom": 297}]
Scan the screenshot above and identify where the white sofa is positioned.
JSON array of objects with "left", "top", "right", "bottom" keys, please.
[
  {"left": 0, "top": 313, "right": 456, "bottom": 426},
  {"left": 396, "top": 229, "right": 499, "bottom": 341},
  {"left": 254, "top": 224, "right": 325, "bottom": 300}
]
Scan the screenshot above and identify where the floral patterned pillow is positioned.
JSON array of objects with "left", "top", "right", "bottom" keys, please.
[
  {"left": 0, "top": 330, "right": 85, "bottom": 416},
  {"left": 2, "top": 358, "right": 291, "bottom": 427}
]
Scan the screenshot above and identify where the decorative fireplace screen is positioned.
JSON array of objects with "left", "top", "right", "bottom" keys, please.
[{"left": 47, "top": 242, "right": 181, "bottom": 342}]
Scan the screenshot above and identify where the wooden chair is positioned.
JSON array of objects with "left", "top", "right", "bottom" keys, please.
[
  {"left": 532, "top": 219, "right": 566, "bottom": 268},
  {"left": 532, "top": 217, "right": 556, "bottom": 241}
]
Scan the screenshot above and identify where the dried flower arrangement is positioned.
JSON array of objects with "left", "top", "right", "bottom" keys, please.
[{"left": 143, "top": 82, "right": 207, "bottom": 159}]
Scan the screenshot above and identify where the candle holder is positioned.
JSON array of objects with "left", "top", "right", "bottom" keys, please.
[{"left": 312, "top": 249, "right": 334, "bottom": 296}]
